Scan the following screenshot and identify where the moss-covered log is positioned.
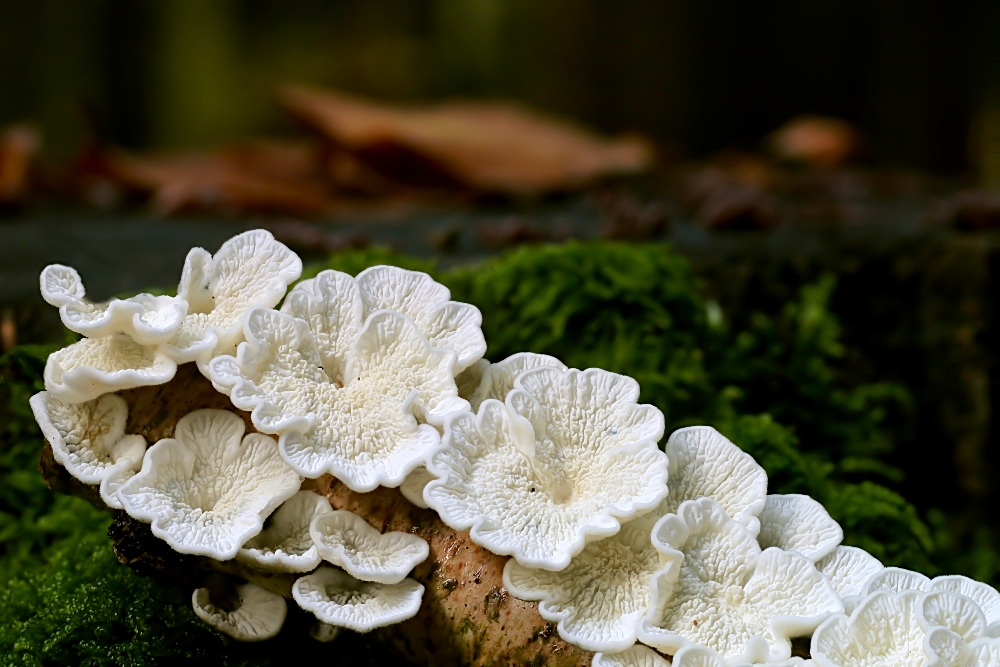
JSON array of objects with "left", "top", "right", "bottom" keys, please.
[{"left": 39, "top": 364, "right": 593, "bottom": 667}]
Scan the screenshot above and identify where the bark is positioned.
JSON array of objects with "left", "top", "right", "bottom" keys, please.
[{"left": 39, "top": 364, "right": 592, "bottom": 667}]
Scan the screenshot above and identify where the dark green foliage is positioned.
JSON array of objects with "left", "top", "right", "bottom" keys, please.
[
  {"left": 0, "top": 241, "right": 994, "bottom": 664},
  {"left": 0, "top": 345, "right": 108, "bottom": 579},
  {"left": 0, "top": 532, "right": 242, "bottom": 667}
]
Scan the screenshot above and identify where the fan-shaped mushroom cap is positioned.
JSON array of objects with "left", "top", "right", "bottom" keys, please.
[
  {"left": 399, "top": 466, "right": 434, "bottom": 509},
  {"left": 237, "top": 490, "right": 333, "bottom": 573},
  {"left": 669, "top": 644, "right": 813, "bottom": 667},
  {"left": 192, "top": 581, "right": 287, "bottom": 641},
  {"left": 919, "top": 590, "right": 988, "bottom": 641},
  {"left": 209, "top": 305, "right": 466, "bottom": 491},
  {"left": 864, "top": 567, "right": 931, "bottom": 595},
  {"left": 663, "top": 426, "right": 768, "bottom": 535},
  {"left": 925, "top": 627, "right": 1000, "bottom": 667},
  {"left": 162, "top": 229, "right": 302, "bottom": 366},
  {"left": 426, "top": 366, "right": 668, "bottom": 571},
  {"left": 639, "top": 497, "right": 842, "bottom": 662},
  {"left": 811, "top": 591, "right": 929, "bottom": 667},
  {"left": 292, "top": 567, "right": 424, "bottom": 632},
  {"left": 118, "top": 409, "right": 301, "bottom": 560},
  {"left": 281, "top": 266, "right": 485, "bottom": 376},
  {"left": 592, "top": 645, "right": 670, "bottom": 667},
  {"left": 503, "top": 425, "right": 767, "bottom": 652},
  {"left": 503, "top": 506, "right": 671, "bottom": 652},
  {"left": 40, "top": 264, "right": 187, "bottom": 345},
  {"left": 756, "top": 494, "right": 843, "bottom": 562},
  {"left": 931, "top": 576, "right": 1000, "bottom": 635},
  {"left": 29, "top": 391, "right": 146, "bottom": 491},
  {"left": 353, "top": 266, "right": 485, "bottom": 372},
  {"left": 43, "top": 334, "right": 178, "bottom": 403},
  {"left": 310, "top": 510, "right": 429, "bottom": 584},
  {"left": 468, "top": 352, "right": 567, "bottom": 411},
  {"left": 816, "top": 546, "right": 884, "bottom": 611}
]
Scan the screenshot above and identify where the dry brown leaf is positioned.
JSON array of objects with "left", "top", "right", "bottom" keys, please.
[
  {"left": 765, "top": 116, "right": 859, "bottom": 168},
  {"left": 100, "top": 140, "right": 333, "bottom": 216},
  {"left": 279, "top": 84, "right": 654, "bottom": 196},
  {"left": 0, "top": 123, "right": 41, "bottom": 206}
]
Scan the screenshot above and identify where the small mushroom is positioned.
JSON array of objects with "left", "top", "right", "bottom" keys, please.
[
  {"left": 43, "top": 334, "right": 178, "bottom": 404},
  {"left": 425, "top": 366, "right": 667, "bottom": 571},
  {"left": 467, "top": 351, "right": 567, "bottom": 411},
  {"left": 592, "top": 645, "right": 670, "bottom": 667},
  {"left": 29, "top": 391, "right": 146, "bottom": 493},
  {"left": 237, "top": 490, "right": 333, "bottom": 573},
  {"left": 291, "top": 567, "right": 424, "bottom": 632},
  {"left": 117, "top": 409, "right": 301, "bottom": 559},
  {"left": 815, "top": 546, "right": 884, "bottom": 612},
  {"left": 209, "top": 306, "right": 467, "bottom": 491},
  {"left": 756, "top": 494, "right": 843, "bottom": 562},
  {"left": 162, "top": 229, "right": 302, "bottom": 367},
  {"left": 639, "top": 497, "right": 843, "bottom": 662},
  {"left": 282, "top": 266, "right": 485, "bottom": 376},
  {"left": 863, "top": 566, "right": 931, "bottom": 595},
  {"left": 40, "top": 264, "right": 187, "bottom": 345},
  {"left": 192, "top": 580, "right": 287, "bottom": 641},
  {"left": 925, "top": 627, "right": 1000, "bottom": 666},
  {"left": 811, "top": 591, "right": 928, "bottom": 666},
  {"left": 663, "top": 426, "right": 768, "bottom": 535},
  {"left": 310, "top": 510, "right": 429, "bottom": 584},
  {"left": 931, "top": 576, "right": 1000, "bottom": 636},
  {"left": 503, "top": 425, "right": 766, "bottom": 653}
]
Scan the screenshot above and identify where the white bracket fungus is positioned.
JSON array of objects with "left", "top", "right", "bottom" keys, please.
[
  {"left": 292, "top": 567, "right": 425, "bottom": 632},
  {"left": 592, "top": 645, "right": 670, "bottom": 667},
  {"left": 503, "top": 508, "right": 669, "bottom": 653},
  {"left": 209, "top": 305, "right": 466, "bottom": 490},
  {"left": 663, "top": 426, "right": 768, "bottom": 536},
  {"left": 29, "top": 391, "right": 146, "bottom": 498},
  {"left": 237, "top": 490, "right": 333, "bottom": 573},
  {"left": 39, "top": 230, "right": 301, "bottom": 403},
  {"left": 425, "top": 366, "right": 668, "bottom": 571},
  {"left": 40, "top": 264, "right": 187, "bottom": 345},
  {"left": 467, "top": 352, "right": 567, "bottom": 411},
  {"left": 282, "top": 266, "right": 485, "bottom": 375},
  {"left": 926, "top": 627, "right": 1000, "bottom": 666},
  {"left": 162, "top": 229, "right": 302, "bottom": 366},
  {"left": 639, "top": 497, "right": 842, "bottom": 662},
  {"left": 669, "top": 645, "right": 812, "bottom": 667},
  {"left": 310, "top": 510, "right": 429, "bottom": 584},
  {"left": 192, "top": 581, "right": 287, "bottom": 641},
  {"left": 502, "top": 425, "right": 768, "bottom": 653},
  {"left": 756, "top": 494, "right": 843, "bottom": 562},
  {"left": 44, "top": 335, "right": 178, "bottom": 404},
  {"left": 117, "top": 409, "right": 301, "bottom": 560},
  {"left": 815, "top": 546, "right": 884, "bottom": 612},
  {"left": 811, "top": 591, "right": 928, "bottom": 667}
]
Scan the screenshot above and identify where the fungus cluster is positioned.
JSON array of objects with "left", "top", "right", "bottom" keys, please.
[{"left": 31, "top": 230, "right": 1000, "bottom": 664}]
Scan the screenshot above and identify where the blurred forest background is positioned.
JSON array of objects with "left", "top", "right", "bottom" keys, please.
[
  {"left": 2, "top": 1, "right": 1000, "bottom": 663},
  {"left": 0, "top": 0, "right": 996, "bottom": 175}
]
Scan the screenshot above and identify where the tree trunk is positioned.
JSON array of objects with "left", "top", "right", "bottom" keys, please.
[{"left": 39, "top": 364, "right": 593, "bottom": 667}]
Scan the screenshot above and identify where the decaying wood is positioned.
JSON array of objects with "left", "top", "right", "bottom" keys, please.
[{"left": 39, "top": 364, "right": 592, "bottom": 667}]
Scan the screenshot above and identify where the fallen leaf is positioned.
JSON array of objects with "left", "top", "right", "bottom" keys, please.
[
  {"left": 280, "top": 85, "right": 654, "bottom": 196},
  {"left": 99, "top": 140, "right": 334, "bottom": 216},
  {"left": 765, "top": 115, "right": 859, "bottom": 168},
  {"left": 0, "top": 123, "right": 41, "bottom": 207}
]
